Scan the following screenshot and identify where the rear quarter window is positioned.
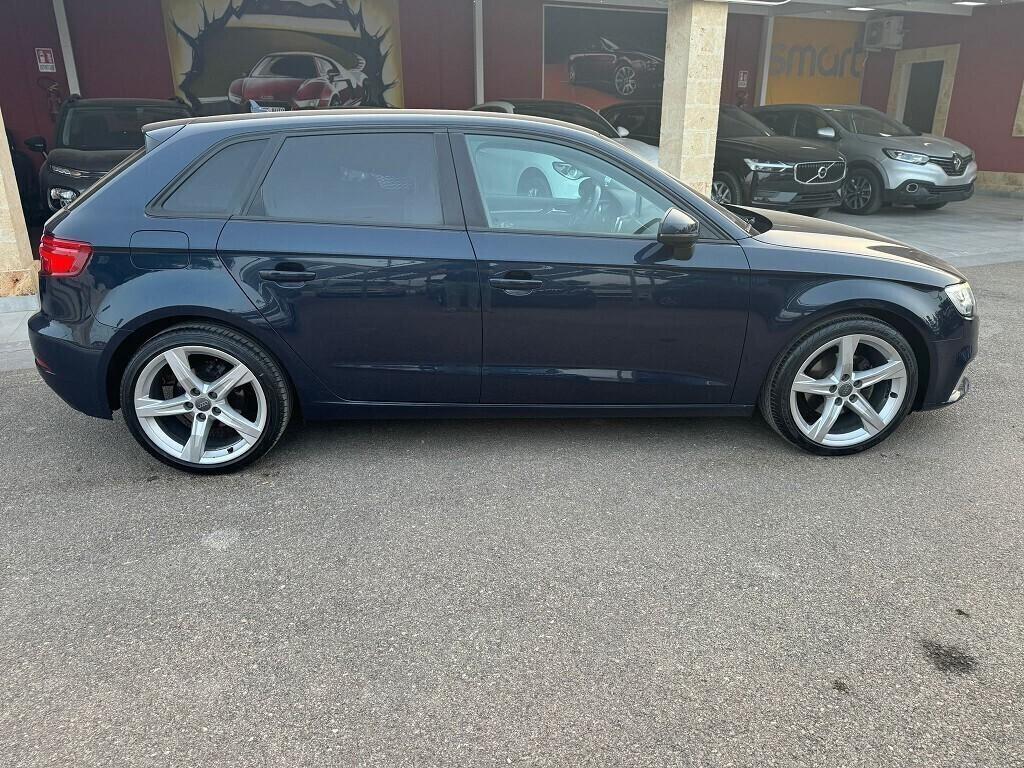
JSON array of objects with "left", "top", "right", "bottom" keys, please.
[{"left": 161, "top": 139, "right": 269, "bottom": 215}]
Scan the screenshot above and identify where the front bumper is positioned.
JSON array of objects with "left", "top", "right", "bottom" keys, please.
[
  {"left": 920, "top": 315, "right": 979, "bottom": 410},
  {"left": 28, "top": 313, "right": 113, "bottom": 419},
  {"left": 888, "top": 180, "right": 975, "bottom": 205},
  {"left": 746, "top": 168, "right": 845, "bottom": 211}
]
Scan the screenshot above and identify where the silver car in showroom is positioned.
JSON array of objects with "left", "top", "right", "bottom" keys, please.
[{"left": 751, "top": 104, "right": 977, "bottom": 215}]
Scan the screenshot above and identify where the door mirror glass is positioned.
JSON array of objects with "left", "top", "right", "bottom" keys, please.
[
  {"left": 658, "top": 208, "right": 699, "bottom": 247},
  {"left": 616, "top": 125, "right": 630, "bottom": 138},
  {"left": 816, "top": 125, "right": 837, "bottom": 140},
  {"left": 25, "top": 135, "right": 48, "bottom": 154}
]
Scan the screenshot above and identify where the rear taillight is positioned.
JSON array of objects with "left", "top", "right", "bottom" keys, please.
[{"left": 39, "top": 235, "right": 92, "bottom": 277}]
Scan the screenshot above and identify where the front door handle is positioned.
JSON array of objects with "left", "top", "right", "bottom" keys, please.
[{"left": 259, "top": 269, "right": 317, "bottom": 283}]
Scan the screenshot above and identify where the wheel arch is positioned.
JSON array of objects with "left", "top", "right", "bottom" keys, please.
[{"left": 102, "top": 310, "right": 304, "bottom": 415}]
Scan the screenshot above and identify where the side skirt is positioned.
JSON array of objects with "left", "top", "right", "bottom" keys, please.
[{"left": 300, "top": 401, "right": 756, "bottom": 421}]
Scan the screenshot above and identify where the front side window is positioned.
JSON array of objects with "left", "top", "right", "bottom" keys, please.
[
  {"left": 465, "top": 134, "right": 672, "bottom": 237},
  {"left": 824, "top": 108, "right": 918, "bottom": 137},
  {"left": 163, "top": 139, "right": 268, "bottom": 215},
  {"left": 755, "top": 111, "right": 795, "bottom": 137},
  {"left": 251, "top": 133, "right": 444, "bottom": 227},
  {"left": 793, "top": 112, "right": 830, "bottom": 140}
]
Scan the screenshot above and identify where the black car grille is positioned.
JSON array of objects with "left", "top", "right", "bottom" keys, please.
[
  {"left": 793, "top": 191, "right": 841, "bottom": 205},
  {"left": 929, "top": 154, "right": 972, "bottom": 176},
  {"left": 794, "top": 160, "right": 846, "bottom": 185}
]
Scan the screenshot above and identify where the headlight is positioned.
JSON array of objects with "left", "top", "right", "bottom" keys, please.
[
  {"left": 944, "top": 282, "right": 975, "bottom": 317},
  {"left": 744, "top": 159, "right": 793, "bottom": 174},
  {"left": 552, "top": 161, "right": 585, "bottom": 180},
  {"left": 883, "top": 149, "right": 929, "bottom": 165},
  {"left": 49, "top": 164, "right": 86, "bottom": 178}
]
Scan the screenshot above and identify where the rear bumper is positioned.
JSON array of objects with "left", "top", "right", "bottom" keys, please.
[
  {"left": 28, "top": 313, "right": 113, "bottom": 419},
  {"left": 920, "top": 315, "right": 979, "bottom": 410}
]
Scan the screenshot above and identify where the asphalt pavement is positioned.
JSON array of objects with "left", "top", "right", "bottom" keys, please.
[{"left": 1, "top": 210, "right": 1023, "bottom": 766}]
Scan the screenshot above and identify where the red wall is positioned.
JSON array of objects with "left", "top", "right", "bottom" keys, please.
[
  {"left": 398, "top": 0, "right": 476, "bottom": 108},
  {"left": 64, "top": 0, "right": 175, "bottom": 100},
  {"left": 859, "top": 4, "right": 1024, "bottom": 173},
  {"left": 483, "top": 0, "right": 545, "bottom": 101},
  {"left": 0, "top": 0, "right": 71, "bottom": 154},
  {"left": 721, "top": 14, "right": 763, "bottom": 107}
]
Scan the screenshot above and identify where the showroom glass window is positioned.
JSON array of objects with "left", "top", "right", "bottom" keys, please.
[
  {"left": 162, "top": 139, "right": 269, "bottom": 215},
  {"left": 251, "top": 133, "right": 444, "bottom": 227},
  {"left": 464, "top": 134, "right": 672, "bottom": 238}
]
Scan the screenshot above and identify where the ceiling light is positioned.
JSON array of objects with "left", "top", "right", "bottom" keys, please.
[
  {"left": 847, "top": 6, "right": 875, "bottom": 9},
  {"left": 952, "top": 1, "right": 986, "bottom": 5}
]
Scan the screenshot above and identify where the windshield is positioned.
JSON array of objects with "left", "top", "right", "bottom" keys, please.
[
  {"left": 515, "top": 103, "right": 620, "bottom": 139},
  {"left": 823, "top": 107, "right": 918, "bottom": 137},
  {"left": 718, "top": 107, "right": 775, "bottom": 139},
  {"left": 58, "top": 105, "right": 191, "bottom": 151}
]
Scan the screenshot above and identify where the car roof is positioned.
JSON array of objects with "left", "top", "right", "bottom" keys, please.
[{"left": 146, "top": 108, "right": 609, "bottom": 141}]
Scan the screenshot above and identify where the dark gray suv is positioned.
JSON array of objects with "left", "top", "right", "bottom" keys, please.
[{"left": 752, "top": 104, "right": 976, "bottom": 215}]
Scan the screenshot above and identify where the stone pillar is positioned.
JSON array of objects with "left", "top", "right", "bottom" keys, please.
[
  {"left": 659, "top": 0, "right": 729, "bottom": 197},
  {"left": 0, "top": 108, "right": 37, "bottom": 298}
]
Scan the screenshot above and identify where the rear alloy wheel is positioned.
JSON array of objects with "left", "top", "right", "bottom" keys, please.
[
  {"left": 121, "top": 325, "right": 292, "bottom": 473},
  {"left": 841, "top": 168, "right": 883, "bottom": 215},
  {"left": 760, "top": 316, "right": 918, "bottom": 455},
  {"left": 614, "top": 64, "right": 638, "bottom": 97}
]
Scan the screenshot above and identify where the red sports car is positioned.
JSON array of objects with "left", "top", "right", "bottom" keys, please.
[{"left": 228, "top": 51, "right": 367, "bottom": 112}]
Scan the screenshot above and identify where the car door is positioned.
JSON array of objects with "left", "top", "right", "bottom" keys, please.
[
  {"left": 452, "top": 131, "right": 749, "bottom": 405},
  {"left": 217, "top": 129, "right": 481, "bottom": 404}
]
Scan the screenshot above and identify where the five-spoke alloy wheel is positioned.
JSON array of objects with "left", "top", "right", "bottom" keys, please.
[
  {"left": 121, "top": 325, "right": 292, "bottom": 473},
  {"left": 760, "top": 316, "right": 918, "bottom": 455}
]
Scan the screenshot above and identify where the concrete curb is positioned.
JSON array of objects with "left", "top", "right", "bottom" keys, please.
[{"left": 0, "top": 294, "right": 39, "bottom": 313}]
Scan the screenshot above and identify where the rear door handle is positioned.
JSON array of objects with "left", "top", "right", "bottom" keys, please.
[
  {"left": 489, "top": 277, "right": 543, "bottom": 291},
  {"left": 259, "top": 269, "right": 317, "bottom": 283}
]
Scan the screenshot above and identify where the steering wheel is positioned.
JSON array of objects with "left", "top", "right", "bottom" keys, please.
[{"left": 571, "top": 177, "right": 602, "bottom": 229}]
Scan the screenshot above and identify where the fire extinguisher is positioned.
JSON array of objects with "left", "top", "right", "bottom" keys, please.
[{"left": 37, "top": 76, "right": 65, "bottom": 121}]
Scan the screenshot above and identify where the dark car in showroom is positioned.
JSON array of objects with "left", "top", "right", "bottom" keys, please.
[
  {"left": 25, "top": 96, "right": 192, "bottom": 212},
  {"left": 29, "top": 109, "right": 976, "bottom": 473},
  {"left": 568, "top": 37, "right": 663, "bottom": 98},
  {"left": 601, "top": 102, "right": 847, "bottom": 213},
  {"left": 750, "top": 104, "right": 976, "bottom": 214},
  {"left": 228, "top": 51, "right": 367, "bottom": 113}
]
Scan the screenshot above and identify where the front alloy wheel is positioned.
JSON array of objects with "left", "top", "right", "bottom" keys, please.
[
  {"left": 760, "top": 316, "right": 918, "bottom": 455},
  {"left": 122, "top": 325, "right": 292, "bottom": 472},
  {"left": 789, "top": 334, "right": 908, "bottom": 447},
  {"left": 711, "top": 180, "right": 733, "bottom": 204}
]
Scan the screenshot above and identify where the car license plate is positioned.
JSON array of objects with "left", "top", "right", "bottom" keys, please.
[{"left": 249, "top": 101, "right": 285, "bottom": 113}]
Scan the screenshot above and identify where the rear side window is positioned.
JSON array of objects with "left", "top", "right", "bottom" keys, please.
[
  {"left": 162, "top": 139, "right": 268, "bottom": 214},
  {"left": 250, "top": 133, "right": 443, "bottom": 228}
]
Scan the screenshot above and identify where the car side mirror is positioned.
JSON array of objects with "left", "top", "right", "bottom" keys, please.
[
  {"left": 658, "top": 208, "right": 699, "bottom": 249},
  {"left": 816, "top": 126, "right": 837, "bottom": 140},
  {"left": 25, "top": 135, "right": 48, "bottom": 155},
  {"left": 616, "top": 125, "right": 630, "bottom": 138}
]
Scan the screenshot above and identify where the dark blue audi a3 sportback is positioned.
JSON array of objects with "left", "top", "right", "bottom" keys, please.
[{"left": 29, "top": 109, "right": 978, "bottom": 473}]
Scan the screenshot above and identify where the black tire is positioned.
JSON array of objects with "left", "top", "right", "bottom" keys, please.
[
  {"left": 120, "top": 324, "right": 293, "bottom": 474},
  {"left": 915, "top": 201, "right": 947, "bottom": 210},
  {"left": 841, "top": 167, "right": 883, "bottom": 215},
  {"left": 759, "top": 315, "right": 918, "bottom": 456},
  {"left": 517, "top": 167, "right": 552, "bottom": 198},
  {"left": 711, "top": 170, "right": 743, "bottom": 205}
]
